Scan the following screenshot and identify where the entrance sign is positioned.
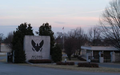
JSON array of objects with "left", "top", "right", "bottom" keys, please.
[{"left": 24, "top": 36, "right": 50, "bottom": 61}]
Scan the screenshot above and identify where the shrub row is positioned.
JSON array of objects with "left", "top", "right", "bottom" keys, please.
[
  {"left": 78, "top": 63, "right": 99, "bottom": 68},
  {"left": 28, "top": 59, "right": 52, "bottom": 63},
  {"left": 56, "top": 62, "right": 75, "bottom": 65}
]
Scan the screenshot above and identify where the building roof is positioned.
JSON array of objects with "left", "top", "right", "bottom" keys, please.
[{"left": 81, "top": 46, "right": 119, "bottom": 51}]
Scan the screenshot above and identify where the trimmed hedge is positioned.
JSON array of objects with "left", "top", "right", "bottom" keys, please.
[
  {"left": 56, "top": 62, "right": 75, "bottom": 65},
  {"left": 28, "top": 59, "right": 52, "bottom": 63},
  {"left": 78, "top": 63, "right": 99, "bottom": 68}
]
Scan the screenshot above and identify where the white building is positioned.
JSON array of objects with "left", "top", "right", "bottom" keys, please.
[{"left": 81, "top": 46, "right": 120, "bottom": 63}]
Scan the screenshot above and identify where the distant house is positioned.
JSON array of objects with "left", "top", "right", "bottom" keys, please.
[{"left": 81, "top": 46, "right": 120, "bottom": 63}]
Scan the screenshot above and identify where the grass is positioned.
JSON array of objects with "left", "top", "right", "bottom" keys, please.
[
  {"left": 27, "top": 63, "right": 120, "bottom": 73},
  {"left": 0, "top": 56, "right": 6, "bottom": 62},
  {"left": 1, "top": 58, "right": 120, "bottom": 73},
  {"left": 1, "top": 60, "right": 120, "bottom": 73},
  {"left": 0, "top": 55, "right": 6, "bottom": 57},
  {"left": 0, "top": 59, "right": 6, "bottom": 62},
  {"left": 0, "top": 53, "right": 6, "bottom": 62},
  {"left": 25, "top": 56, "right": 120, "bottom": 73},
  {"left": 22, "top": 55, "right": 119, "bottom": 73}
]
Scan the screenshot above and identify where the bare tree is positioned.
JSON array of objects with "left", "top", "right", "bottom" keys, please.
[
  {"left": 87, "top": 26, "right": 102, "bottom": 46},
  {"left": 0, "top": 33, "right": 3, "bottom": 52},
  {"left": 4, "top": 32, "right": 13, "bottom": 48},
  {"left": 64, "top": 30, "right": 77, "bottom": 60},
  {"left": 100, "top": 0, "right": 120, "bottom": 49},
  {"left": 74, "top": 27, "right": 87, "bottom": 55},
  {"left": 102, "top": 37, "right": 112, "bottom": 46},
  {"left": 64, "top": 27, "right": 87, "bottom": 60},
  {"left": 55, "top": 32, "right": 64, "bottom": 49}
]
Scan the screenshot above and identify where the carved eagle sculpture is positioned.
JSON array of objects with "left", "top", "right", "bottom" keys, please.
[{"left": 31, "top": 40, "right": 44, "bottom": 52}]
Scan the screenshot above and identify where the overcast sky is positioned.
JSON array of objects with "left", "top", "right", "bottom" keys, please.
[{"left": 0, "top": 0, "right": 111, "bottom": 37}]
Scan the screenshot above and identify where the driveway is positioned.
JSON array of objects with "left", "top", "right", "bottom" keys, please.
[{"left": 0, "top": 62, "right": 120, "bottom": 75}]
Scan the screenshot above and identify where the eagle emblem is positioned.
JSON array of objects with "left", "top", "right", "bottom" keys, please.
[{"left": 31, "top": 40, "right": 44, "bottom": 52}]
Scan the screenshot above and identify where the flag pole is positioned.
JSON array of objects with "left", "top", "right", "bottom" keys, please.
[{"left": 62, "top": 27, "right": 64, "bottom": 51}]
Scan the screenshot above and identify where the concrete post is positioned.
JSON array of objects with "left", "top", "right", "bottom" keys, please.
[
  {"left": 110, "top": 52, "right": 115, "bottom": 62},
  {"left": 92, "top": 50, "right": 94, "bottom": 59},
  {"left": 99, "top": 52, "right": 104, "bottom": 63},
  {"left": 12, "top": 51, "right": 15, "bottom": 63},
  {"left": 0, "top": 42, "right": 1, "bottom": 52},
  {"left": 7, "top": 52, "right": 8, "bottom": 62},
  {"left": 86, "top": 53, "right": 88, "bottom": 62}
]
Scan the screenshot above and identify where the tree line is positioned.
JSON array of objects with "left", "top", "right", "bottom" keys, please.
[{"left": 3, "top": 24, "right": 114, "bottom": 61}]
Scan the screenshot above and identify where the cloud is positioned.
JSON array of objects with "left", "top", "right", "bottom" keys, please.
[
  {"left": 0, "top": 25, "right": 17, "bottom": 27},
  {"left": 54, "top": 21, "right": 66, "bottom": 24},
  {"left": 84, "top": 9, "right": 104, "bottom": 13}
]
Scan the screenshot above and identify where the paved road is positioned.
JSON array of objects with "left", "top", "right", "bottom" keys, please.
[{"left": 0, "top": 62, "right": 120, "bottom": 75}]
